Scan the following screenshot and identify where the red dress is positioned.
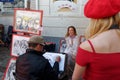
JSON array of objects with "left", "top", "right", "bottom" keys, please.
[{"left": 76, "top": 40, "right": 120, "bottom": 80}]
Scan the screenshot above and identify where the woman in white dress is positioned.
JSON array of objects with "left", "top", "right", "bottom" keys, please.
[{"left": 64, "top": 26, "right": 80, "bottom": 79}]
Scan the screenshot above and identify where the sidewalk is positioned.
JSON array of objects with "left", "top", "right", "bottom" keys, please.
[{"left": 0, "top": 46, "right": 11, "bottom": 79}]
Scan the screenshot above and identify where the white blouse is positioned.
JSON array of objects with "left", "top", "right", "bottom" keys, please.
[{"left": 64, "top": 36, "right": 79, "bottom": 56}]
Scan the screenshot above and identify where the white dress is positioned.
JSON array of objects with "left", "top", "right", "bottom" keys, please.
[
  {"left": 64, "top": 35, "right": 80, "bottom": 76},
  {"left": 64, "top": 36, "right": 79, "bottom": 65},
  {"left": 64, "top": 36, "right": 79, "bottom": 56}
]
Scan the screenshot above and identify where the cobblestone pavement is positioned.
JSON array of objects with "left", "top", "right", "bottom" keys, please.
[{"left": 0, "top": 46, "right": 11, "bottom": 80}]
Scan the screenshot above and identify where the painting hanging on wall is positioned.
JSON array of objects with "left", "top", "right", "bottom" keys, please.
[
  {"left": 2, "top": 58, "right": 16, "bottom": 80},
  {"left": 50, "top": 0, "right": 81, "bottom": 16},
  {"left": 11, "top": 34, "right": 30, "bottom": 57},
  {"left": 0, "top": 0, "right": 24, "bottom": 15},
  {"left": 13, "top": 8, "right": 43, "bottom": 35}
]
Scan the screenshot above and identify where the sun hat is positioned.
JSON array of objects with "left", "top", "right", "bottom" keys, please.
[
  {"left": 84, "top": 0, "right": 120, "bottom": 19},
  {"left": 28, "top": 35, "right": 45, "bottom": 46}
]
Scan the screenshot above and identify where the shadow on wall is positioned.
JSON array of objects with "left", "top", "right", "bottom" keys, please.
[{"left": 43, "top": 36, "right": 63, "bottom": 52}]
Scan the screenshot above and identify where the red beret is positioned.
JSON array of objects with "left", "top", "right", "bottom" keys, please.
[{"left": 84, "top": 0, "right": 120, "bottom": 19}]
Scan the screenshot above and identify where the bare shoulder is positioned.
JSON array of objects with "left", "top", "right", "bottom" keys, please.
[{"left": 80, "top": 40, "right": 93, "bottom": 52}]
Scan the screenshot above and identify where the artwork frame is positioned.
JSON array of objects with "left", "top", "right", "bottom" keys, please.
[
  {"left": 50, "top": 0, "right": 82, "bottom": 16},
  {"left": 59, "top": 38, "right": 67, "bottom": 53},
  {"left": 11, "top": 34, "right": 30, "bottom": 57},
  {"left": 2, "top": 58, "right": 16, "bottom": 80},
  {"left": 13, "top": 8, "right": 43, "bottom": 35}
]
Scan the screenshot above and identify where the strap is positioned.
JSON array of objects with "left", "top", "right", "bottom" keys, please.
[{"left": 88, "top": 40, "right": 95, "bottom": 53}]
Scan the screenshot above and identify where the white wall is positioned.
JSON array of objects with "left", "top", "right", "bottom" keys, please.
[
  {"left": 39, "top": 0, "right": 89, "bottom": 37},
  {"left": 42, "top": 17, "right": 89, "bottom": 37},
  {"left": 0, "top": 0, "right": 89, "bottom": 37},
  {"left": 0, "top": 16, "right": 13, "bottom": 34}
]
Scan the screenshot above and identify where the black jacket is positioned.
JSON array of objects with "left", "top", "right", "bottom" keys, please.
[{"left": 15, "top": 49, "right": 59, "bottom": 80}]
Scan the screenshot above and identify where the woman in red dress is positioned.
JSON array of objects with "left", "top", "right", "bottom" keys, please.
[{"left": 72, "top": 0, "right": 120, "bottom": 80}]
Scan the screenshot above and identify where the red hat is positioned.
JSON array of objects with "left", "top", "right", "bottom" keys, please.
[{"left": 84, "top": 0, "right": 120, "bottom": 19}]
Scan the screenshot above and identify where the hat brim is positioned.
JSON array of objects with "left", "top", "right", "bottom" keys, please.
[
  {"left": 28, "top": 41, "right": 45, "bottom": 46},
  {"left": 40, "top": 43, "right": 45, "bottom": 46}
]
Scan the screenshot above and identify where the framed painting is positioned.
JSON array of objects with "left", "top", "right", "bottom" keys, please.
[
  {"left": 50, "top": 0, "right": 81, "bottom": 16},
  {"left": 2, "top": 58, "right": 16, "bottom": 80},
  {"left": 0, "top": 0, "right": 25, "bottom": 15},
  {"left": 13, "top": 8, "right": 43, "bottom": 35},
  {"left": 59, "top": 38, "right": 67, "bottom": 53},
  {"left": 11, "top": 34, "right": 30, "bottom": 57}
]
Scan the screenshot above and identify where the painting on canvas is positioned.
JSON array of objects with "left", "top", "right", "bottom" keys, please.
[
  {"left": 2, "top": 58, "right": 16, "bottom": 80},
  {"left": 11, "top": 34, "right": 30, "bottom": 57},
  {"left": 13, "top": 8, "right": 43, "bottom": 35}
]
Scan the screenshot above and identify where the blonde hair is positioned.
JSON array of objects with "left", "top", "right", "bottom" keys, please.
[{"left": 85, "top": 13, "right": 120, "bottom": 39}]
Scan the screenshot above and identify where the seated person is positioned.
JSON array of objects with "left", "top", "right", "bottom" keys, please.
[
  {"left": 15, "top": 35, "right": 61, "bottom": 80},
  {"left": 64, "top": 26, "right": 80, "bottom": 62},
  {"left": 64, "top": 26, "right": 80, "bottom": 79}
]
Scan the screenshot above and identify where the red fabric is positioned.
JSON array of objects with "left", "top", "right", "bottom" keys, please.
[
  {"left": 88, "top": 40, "right": 95, "bottom": 53},
  {"left": 84, "top": 0, "right": 120, "bottom": 19},
  {"left": 76, "top": 47, "right": 120, "bottom": 80}
]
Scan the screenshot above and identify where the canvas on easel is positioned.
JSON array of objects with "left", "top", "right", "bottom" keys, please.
[
  {"left": 2, "top": 58, "right": 16, "bottom": 80},
  {"left": 11, "top": 34, "right": 30, "bottom": 57},
  {"left": 43, "top": 52, "right": 67, "bottom": 72},
  {"left": 13, "top": 8, "right": 43, "bottom": 35}
]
